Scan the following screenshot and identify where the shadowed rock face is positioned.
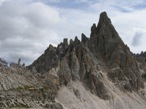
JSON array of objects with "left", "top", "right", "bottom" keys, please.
[
  {"left": 0, "top": 58, "right": 8, "bottom": 67},
  {"left": 29, "top": 11, "right": 144, "bottom": 101},
  {"left": 89, "top": 12, "right": 144, "bottom": 91},
  {"left": 136, "top": 51, "right": 146, "bottom": 81}
]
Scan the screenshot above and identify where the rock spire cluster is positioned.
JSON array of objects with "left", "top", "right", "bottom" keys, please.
[{"left": 29, "top": 12, "right": 144, "bottom": 97}]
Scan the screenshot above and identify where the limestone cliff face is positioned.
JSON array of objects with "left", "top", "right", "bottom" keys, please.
[
  {"left": 89, "top": 12, "right": 144, "bottom": 92},
  {"left": 136, "top": 51, "right": 146, "bottom": 82},
  {"left": 30, "top": 12, "right": 144, "bottom": 95}
]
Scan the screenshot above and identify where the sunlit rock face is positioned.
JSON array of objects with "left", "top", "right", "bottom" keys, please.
[{"left": 1, "top": 12, "right": 146, "bottom": 109}]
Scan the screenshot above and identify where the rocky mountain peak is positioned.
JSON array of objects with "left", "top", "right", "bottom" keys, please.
[
  {"left": 90, "top": 12, "right": 125, "bottom": 56},
  {"left": 97, "top": 11, "right": 111, "bottom": 29},
  {"left": 28, "top": 11, "right": 144, "bottom": 101}
]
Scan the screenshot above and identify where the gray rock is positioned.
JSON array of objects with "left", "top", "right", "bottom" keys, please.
[{"left": 25, "top": 12, "right": 145, "bottom": 103}]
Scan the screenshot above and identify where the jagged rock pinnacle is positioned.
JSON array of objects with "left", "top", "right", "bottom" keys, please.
[
  {"left": 97, "top": 11, "right": 111, "bottom": 30},
  {"left": 81, "top": 33, "right": 88, "bottom": 44},
  {"left": 97, "top": 12, "right": 122, "bottom": 40},
  {"left": 29, "top": 11, "right": 144, "bottom": 100},
  {"left": 89, "top": 12, "right": 124, "bottom": 55}
]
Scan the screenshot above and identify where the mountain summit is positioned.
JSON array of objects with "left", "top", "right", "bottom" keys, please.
[
  {"left": 1, "top": 12, "right": 146, "bottom": 109},
  {"left": 91, "top": 12, "right": 124, "bottom": 52},
  {"left": 30, "top": 11, "right": 144, "bottom": 93}
]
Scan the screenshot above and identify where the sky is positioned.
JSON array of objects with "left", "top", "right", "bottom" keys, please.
[{"left": 0, "top": 0, "right": 146, "bottom": 65}]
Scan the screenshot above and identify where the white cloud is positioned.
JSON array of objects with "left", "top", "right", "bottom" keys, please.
[
  {"left": 0, "top": 0, "right": 62, "bottom": 64},
  {"left": 0, "top": 0, "right": 8, "bottom": 5},
  {"left": 0, "top": 0, "right": 146, "bottom": 65},
  {"left": 131, "top": 32, "right": 143, "bottom": 47},
  {"left": 111, "top": 10, "right": 146, "bottom": 52},
  {"left": 74, "top": 0, "right": 90, "bottom": 3},
  {"left": 25, "top": 2, "right": 60, "bottom": 27},
  {"left": 44, "top": 0, "right": 62, "bottom": 3}
]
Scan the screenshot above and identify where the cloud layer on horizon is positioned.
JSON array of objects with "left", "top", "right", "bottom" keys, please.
[{"left": 0, "top": 0, "right": 146, "bottom": 65}]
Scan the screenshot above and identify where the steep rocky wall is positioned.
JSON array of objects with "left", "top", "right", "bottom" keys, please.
[{"left": 29, "top": 12, "right": 144, "bottom": 97}]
